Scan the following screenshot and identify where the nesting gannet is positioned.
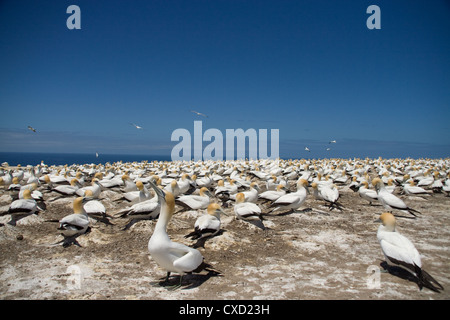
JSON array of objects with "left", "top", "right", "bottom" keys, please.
[
  {"left": 82, "top": 190, "right": 113, "bottom": 225},
  {"left": 175, "top": 187, "right": 212, "bottom": 211},
  {"left": 233, "top": 193, "right": 266, "bottom": 231},
  {"left": 57, "top": 196, "right": 93, "bottom": 247},
  {"left": 119, "top": 180, "right": 151, "bottom": 202},
  {"left": 75, "top": 179, "right": 102, "bottom": 198},
  {"left": 51, "top": 178, "right": 82, "bottom": 200},
  {"left": 403, "top": 180, "right": 432, "bottom": 196},
  {"left": 164, "top": 180, "right": 181, "bottom": 197},
  {"left": 258, "top": 184, "right": 287, "bottom": 202},
  {"left": 122, "top": 174, "right": 138, "bottom": 193},
  {"left": 269, "top": 179, "right": 309, "bottom": 214},
  {"left": 3, "top": 189, "right": 42, "bottom": 226},
  {"left": 376, "top": 212, "right": 444, "bottom": 292},
  {"left": 147, "top": 179, "right": 219, "bottom": 288},
  {"left": 117, "top": 196, "right": 160, "bottom": 230},
  {"left": 184, "top": 203, "right": 227, "bottom": 247},
  {"left": 177, "top": 173, "right": 193, "bottom": 195},
  {"left": 372, "top": 178, "right": 420, "bottom": 217},
  {"left": 230, "top": 182, "right": 260, "bottom": 203}
]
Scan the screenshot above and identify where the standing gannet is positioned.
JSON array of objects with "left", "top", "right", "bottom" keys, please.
[
  {"left": 376, "top": 212, "right": 444, "bottom": 292},
  {"left": 184, "top": 203, "right": 227, "bottom": 247},
  {"left": 3, "top": 189, "right": 42, "bottom": 226},
  {"left": 269, "top": 179, "right": 309, "bottom": 214},
  {"left": 147, "top": 179, "right": 219, "bottom": 288},
  {"left": 57, "top": 196, "right": 93, "bottom": 247},
  {"left": 311, "top": 182, "right": 342, "bottom": 210},
  {"left": 358, "top": 181, "right": 378, "bottom": 205},
  {"left": 233, "top": 193, "right": 266, "bottom": 231},
  {"left": 372, "top": 178, "right": 420, "bottom": 217}
]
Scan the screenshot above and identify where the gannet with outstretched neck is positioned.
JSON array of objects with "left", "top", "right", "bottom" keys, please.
[{"left": 147, "top": 179, "right": 219, "bottom": 287}]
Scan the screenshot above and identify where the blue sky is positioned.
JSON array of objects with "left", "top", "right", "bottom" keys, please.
[{"left": 0, "top": 0, "right": 449, "bottom": 159}]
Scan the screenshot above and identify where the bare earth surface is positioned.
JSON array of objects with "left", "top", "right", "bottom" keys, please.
[{"left": 1, "top": 179, "right": 449, "bottom": 300}]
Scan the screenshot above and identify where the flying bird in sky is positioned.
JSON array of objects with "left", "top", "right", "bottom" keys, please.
[
  {"left": 28, "top": 126, "right": 36, "bottom": 133},
  {"left": 130, "top": 123, "right": 143, "bottom": 129},
  {"left": 190, "top": 110, "right": 208, "bottom": 118},
  {"left": 305, "top": 147, "right": 310, "bottom": 152},
  {"left": 329, "top": 140, "right": 336, "bottom": 144}
]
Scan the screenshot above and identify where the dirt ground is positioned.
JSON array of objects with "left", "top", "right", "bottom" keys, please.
[{"left": 0, "top": 177, "right": 449, "bottom": 300}]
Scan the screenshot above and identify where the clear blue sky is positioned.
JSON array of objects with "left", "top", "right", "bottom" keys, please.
[{"left": 1, "top": 0, "right": 449, "bottom": 159}]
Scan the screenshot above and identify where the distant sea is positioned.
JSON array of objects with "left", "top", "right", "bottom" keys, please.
[{"left": 0, "top": 152, "right": 172, "bottom": 166}]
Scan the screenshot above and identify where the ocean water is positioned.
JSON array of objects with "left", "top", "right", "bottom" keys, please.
[{"left": 0, "top": 152, "right": 172, "bottom": 166}]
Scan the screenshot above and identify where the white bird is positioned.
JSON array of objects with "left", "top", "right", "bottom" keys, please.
[
  {"left": 403, "top": 180, "right": 432, "bottom": 196},
  {"left": 233, "top": 192, "right": 266, "bottom": 231},
  {"left": 164, "top": 180, "right": 182, "bottom": 197},
  {"left": 305, "top": 147, "right": 310, "bottom": 152},
  {"left": 119, "top": 180, "right": 151, "bottom": 203},
  {"left": 76, "top": 179, "right": 102, "bottom": 198},
  {"left": 175, "top": 187, "right": 212, "bottom": 211},
  {"left": 372, "top": 178, "right": 420, "bottom": 217},
  {"left": 269, "top": 179, "right": 309, "bottom": 214},
  {"left": 147, "top": 179, "right": 219, "bottom": 288},
  {"left": 130, "top": 123, "right": 143, "bottom": 129},
  {"left": 51, "top": 178, "right": 82, "bottom": 200},
  {"left": 190, "top": 110, "right": 208, "bottom": 118},
  {"left": 184, "top": 203, "right": 227, "bottom": 247},
  {"left": 82, "top": 190, "right": 112, "bottom": 225},
  {"left": 57, "top": 196, "right": 93, "bottom": 247},
  {"left": 117, "top": 196, "right": 160, "bottom": 230},
  {"left": 358, "top": 181, "right": 378, "bottom": 205},
  {"left": 3, "top": 189, "right": 42, "bottom": 226},
  {"left": 28, "top": 126, "right": 36, "bottom": 132},
  {"left": 311, "top": 182, "right": 342, "bottom": 210},
  {"left": 376, "top": 212, "right": 444, "bottom": 292},
  {"left": 258, "top": 184, "right": 287, "bottom": 202},
  {"left": 230, "top": 182, "right": 260, "bottom": 203},
  {"left": 329, "top": 140, "right": 336, "bottom": 144}
]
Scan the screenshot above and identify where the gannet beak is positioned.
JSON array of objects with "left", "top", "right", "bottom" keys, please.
[
  {"left": 82, "top": 196, "right": 94, "bottom": 203},
  {"left": 373, "top": 217, "right": 381, "bottom": 223},
  {"left": 149, "top": 178, "right": 165, "bottom": 201},
  {"left": 219, "top": 208, "right": 229, "bottom": 216}
]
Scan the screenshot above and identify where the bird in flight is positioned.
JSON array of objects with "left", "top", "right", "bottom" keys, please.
[
  {"left": 329, "top": 140, "right": 336, "bottom": 144},
  {"left": 190, "top": 110, "right": 208, "bottom": 118},
  {"left": 28, "top": 126, "right": 37, "bottom": 133},
  {"left": 305, "top": 147, "right": 310, "bottom": 152},
  {"left": 130, "top": 123, "right": 143, "bottom": 129}
]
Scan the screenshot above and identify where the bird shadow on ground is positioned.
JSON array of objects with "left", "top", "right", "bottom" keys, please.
[
  {"left": 150, "top": 272, "right": 222, "bottom": 291},
  {"left": 380, "top": 261, "right": 421, "bottom": 289}
]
